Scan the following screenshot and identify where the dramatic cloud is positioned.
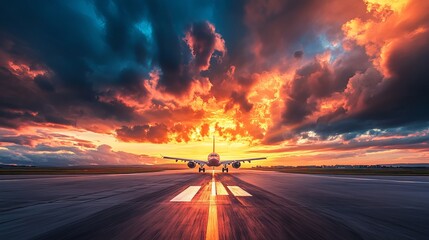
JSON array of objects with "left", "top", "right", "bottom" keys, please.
[
  {"left": 264, "top": 0, "right": 429, "bottom": 145},
  {"left": 0, "top": 129, "right": 155, "bottom": 166},
  {"left": 253, "top": 131, "right": 429, "bottom": 153},
  {"left": 225, "top": 91, "right": 253, "bottom": 113},
  {"left": 1, "top": 0, "right": 428, "bottom": 165},
  {"left": 184, "top": 21, "right": 226, "bottom": 71},
  {"left": 116, "top": 124, "right": 169, "bottom": 143},
  {"left": 0, "top": 143, "right": 154, "bottom": 166}
]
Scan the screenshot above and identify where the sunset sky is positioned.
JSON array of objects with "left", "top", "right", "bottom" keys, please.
[{"left": 1, "top": 0, "right": 428, "bottom": 166}]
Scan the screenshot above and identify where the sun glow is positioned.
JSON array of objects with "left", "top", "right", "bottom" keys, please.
[{"left": 2, "top": 0, "right": 428, "bottom": 167}]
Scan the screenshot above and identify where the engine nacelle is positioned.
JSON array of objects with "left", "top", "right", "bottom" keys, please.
[
  {"left": 232, "top": 161, "right": 241, "bottom": 169},
  {"left": 187, "top": 162, "right": 196, "bottom": 168}
]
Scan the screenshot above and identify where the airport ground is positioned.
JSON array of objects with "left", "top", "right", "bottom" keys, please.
[
  {"left": 2, "top": 165, "right": 429, "bottom": 176},
  {"left": 253, "top": 166, "right": 429, "bottom": 175},
  {"left": 0, "top": 169, "right": 428, "bottom": 240}
]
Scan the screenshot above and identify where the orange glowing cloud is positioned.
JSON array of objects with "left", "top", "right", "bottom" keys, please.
[
  {"left": 1, "top": 0, "right": 429, "bottom": 167},
  {"left": 343, "top": 0, "right": 428, "bottom": 75},
  {"left": 8, "top": 61, "right": 47, "bottom": 79}
]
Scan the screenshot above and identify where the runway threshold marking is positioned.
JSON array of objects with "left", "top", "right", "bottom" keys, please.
[
  {"left": 227, "top": 186, "right": 252, "bottom": 197},
  {"left": 170, "top": 186, "right": 201, "bottom": 202},
  {"left": 216, "top": 182, "right": 228, "bottom": 195}
]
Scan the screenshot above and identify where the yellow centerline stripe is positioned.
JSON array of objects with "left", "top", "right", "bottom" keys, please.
[{"left": 206, "top": 170, "right": 219, "bottom": 240}]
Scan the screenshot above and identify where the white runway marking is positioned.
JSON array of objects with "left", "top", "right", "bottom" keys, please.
[
  {"left": 170, "top": 186, "right": 201, "bottom": 202},
  {"left": 216, "top": 182, "right": 228, "bottom": 195},
  {"left": 227, "top": 186, "right": 252, "bottom": 197},
  {"left": 211, "top": 169, "right": 216, "bottom": 196},
  {"left": 211, "top": 180, "right": 216, "bottom": 196}
]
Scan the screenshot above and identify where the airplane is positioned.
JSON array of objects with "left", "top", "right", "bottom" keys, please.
[{"left": 162, "top": 136, "right": 267, "bottom": 173}]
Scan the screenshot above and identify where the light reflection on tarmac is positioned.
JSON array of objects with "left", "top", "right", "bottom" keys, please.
[{"left": 0, "top": 169, "right": 428, "bottom": 240}]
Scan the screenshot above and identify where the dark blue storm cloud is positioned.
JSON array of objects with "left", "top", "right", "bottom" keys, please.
[{"left": 1, "top": 0, "right": 429, "bottom": 151}]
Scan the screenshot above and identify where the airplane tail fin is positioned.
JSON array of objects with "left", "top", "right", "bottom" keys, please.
[{"left": 213, "top": 135, "right": 215, "bottom": 153}]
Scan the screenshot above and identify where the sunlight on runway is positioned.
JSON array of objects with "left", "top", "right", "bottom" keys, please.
[
  {"left": 206, "top": 169, "right": 219, "bottom": 240},
  {"left": 167, "top": 169, "right": 256, "bottom": 239}
]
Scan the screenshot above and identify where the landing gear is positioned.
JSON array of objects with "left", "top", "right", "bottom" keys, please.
[
  {"left": 222, "top": 167, "right": 229, "bottom": 173},
  {"left": 198, "top": 167, "right": 206, "bottom": 173}
]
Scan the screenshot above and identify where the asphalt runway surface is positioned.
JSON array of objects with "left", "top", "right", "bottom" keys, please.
[{"left": 1, "top": 170, "right": 428, "bottom": 240}]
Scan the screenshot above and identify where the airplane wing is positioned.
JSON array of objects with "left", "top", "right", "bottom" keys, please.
[
  {"left": 162, "top": 155, "right": 208, "bottom": 165},
  {"left": 220, "top": 157, "right": 267, "bottom": 165}
]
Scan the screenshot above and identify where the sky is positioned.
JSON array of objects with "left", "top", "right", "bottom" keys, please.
[{"left": 0, "top": 0, "right": 428, "bottom": 166}]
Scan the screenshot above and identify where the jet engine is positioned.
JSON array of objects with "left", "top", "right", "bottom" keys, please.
[
  {"left": 187, "top": 161, "right": 196, "bottom": 168},
  {"left": 232, "top": 161, "right": 241, "bottom": 169}
]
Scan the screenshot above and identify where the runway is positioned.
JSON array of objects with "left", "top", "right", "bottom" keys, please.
[{"left": 0, "top": 170, "right": 428, "bottom": 240}]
